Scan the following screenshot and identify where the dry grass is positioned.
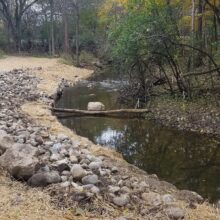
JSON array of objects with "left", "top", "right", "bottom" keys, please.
[
  {"left": 186, "top": 203, "right": 220, "bottom": 220},
  {"left": 0, "top": 171, "right": 69, "bottom": 220}
]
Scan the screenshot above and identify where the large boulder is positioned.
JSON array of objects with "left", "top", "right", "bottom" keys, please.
[
  {"left": 0, "top": 130, "right": 14, "bottom": 155},
  {"left": 0, "top": 143, "right": 39, "bottom": 180},
  {"left": 87, "top": 102, "right": 105, "bottom": 111},
  {"left": 28, "top": 171, "right": 61, "bottom": 187}
]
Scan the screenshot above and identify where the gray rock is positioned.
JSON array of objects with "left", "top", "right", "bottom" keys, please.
[
  {"left": 0, "top": 143, "right": 39, "bottom": 180},
  {"left": 113, "top": 194, "right": 130, "bottom": 207},
  {"left": 50, "top": 153, "right": 61, "bottom": 162},
  {"left": 179, "top": 190, "right": 203, "bottom": 203},
  {"left": 50, "top": 143, "right": 62, "bottom": 154},
  {"left": 62, "top": 170, "right": 71, "bottom": 176},
  {"left": 89, "top": 161, "right": 102, "bottom": 170},
  {"left": 111, "top": 166, "right": 119, "bottom": 173},
  {"left": 0, "top": 130, "right": 14, "bottom": 154},
  {"left": 82, "top": 174, "right": 99, "bottom": 185},
  {"left": 60, "top": 181, "right": 70, "bottom": 188},
  {"left": 60, "top": 148, "right": 69, "bottom": 157},
  {"left": 57, "top": 133, "right": 69, "bottom": 141},
  {"left": 139, "top": 181, "right": 149, "bottom": 190},
  {"left": 53, "top": 158, "right": 70, "bottom": 173},
  {"left": 141, "top": 192, "right": 162, "bottom": 206},
  {"left": 118, "top": 217, "right": 127, "bottom": 220},
  {"left": 165, "top": 206, "right": 185, "bottom": 219},
  {"left": 91, "top": 185, "right": 100, "bottom": 194},
  {"left": 71, "top": 164, "right": 87, "bottom": 179},
  {"left": 70, "top": 155, "right": 78, "bottom": 163},
  {"left": 86, "top": 154, "right": 97, "bottom": 162},
  {"left": 120, "top": 186, "right": 131, "bottom": 194},
  {"left": 108, "top": 186, "right": 120, "bottom": 194},
  {"left": 162, "top": 194, "right": 175, "bottom": 205},
  {"left": 61, "top": 175, "right": 68, "bottom": 182},
  {"left": 28, "top": 171, "right": 61, "bottom": 187},
  {"left": 35, "top": 135, "right": 44, "bottom": 145},
  {"left": 81, "top": 149, "right": 90, "bottom": 155},
  {"left": 56, "top": 163, "right": 70, "bottom": 173},
  {"left": 80, "top": 158, "right": 90, "bottom": 165}
]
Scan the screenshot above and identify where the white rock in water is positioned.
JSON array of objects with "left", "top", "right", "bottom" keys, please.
[{"left": 87, "top": 102, "right": 105, "bottom": 111}]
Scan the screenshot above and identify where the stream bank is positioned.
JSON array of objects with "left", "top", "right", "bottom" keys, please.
[
  {"left": 0, "top": 56, "right": 219, "bottom": 220},
  {"left": 56, "top": 79, "right": 220, "bottom": 202}
]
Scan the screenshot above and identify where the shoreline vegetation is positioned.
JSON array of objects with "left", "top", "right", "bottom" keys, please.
[{"left": 0, "top": 56, "right": 219, "bottom": 219}]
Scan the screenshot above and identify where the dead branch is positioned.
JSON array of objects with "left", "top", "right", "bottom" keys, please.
[{"left": 184, "top": 67, "right": 220, "bottom": 77}]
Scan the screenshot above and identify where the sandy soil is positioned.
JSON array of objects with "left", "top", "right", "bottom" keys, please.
[{"left": 0, "top": 56, "right": 92, "bottom": 95}]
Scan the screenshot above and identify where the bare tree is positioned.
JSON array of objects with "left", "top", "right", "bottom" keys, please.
[
  {"left": 0, "top": 0, "right": 39, "bottom": 52},
  {"left": 63, "top": 0, "right": 69, "bottom": 53},
  {"left": 73, "top": 0, "right": 80, "bottom": 66},
  {"left": 49, "top": 0, "right": 55, "bottom": 56},
  {"left": 205, "top": 0, "right": 220, "bottom": 25}
]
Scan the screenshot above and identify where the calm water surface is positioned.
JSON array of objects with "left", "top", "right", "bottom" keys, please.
[{"left": 56, "top": 79, "right": 220, "bottom": 202}]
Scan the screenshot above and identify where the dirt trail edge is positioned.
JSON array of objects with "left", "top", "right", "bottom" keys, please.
[{"left": 0, "top": 56, "right": 219, "bottom": 220}]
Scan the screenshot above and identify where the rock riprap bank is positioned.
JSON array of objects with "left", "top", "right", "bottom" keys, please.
[{"left": 0, "top": 69, "right": 218, "bottom": 219}]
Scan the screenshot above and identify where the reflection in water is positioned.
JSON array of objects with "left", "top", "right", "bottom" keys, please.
[{"left": 56, "top": 81, "right": 220, "bottom": 201}]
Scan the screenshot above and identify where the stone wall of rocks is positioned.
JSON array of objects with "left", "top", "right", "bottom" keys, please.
[{"left": 0, "top": 69, "right": 205, "bottom": 219}]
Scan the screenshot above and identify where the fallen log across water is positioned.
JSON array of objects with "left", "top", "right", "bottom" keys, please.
[{"left": 51, "top": 108, "right": 150, "bottom": 118}]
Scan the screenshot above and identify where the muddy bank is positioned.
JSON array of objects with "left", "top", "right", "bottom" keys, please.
[{"left": 0, "top": 56, "right": 219, "bottom": 219}]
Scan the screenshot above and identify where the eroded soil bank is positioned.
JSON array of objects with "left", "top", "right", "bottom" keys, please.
[{"left": 0, "top": 56, "right": 219, "bottom": 220}]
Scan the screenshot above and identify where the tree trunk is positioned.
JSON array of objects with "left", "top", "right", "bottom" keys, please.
[
  {"left": 50, "top": 0, "right": 55, "bottom": 56},
  {"left": 197, "top": 0, "right": 204, "bottom": 47},
  {"left": 75, "top": 0, "right": 80, "bottom": 67},
  {"left": 191, "top": 0, "right": 196, "bottom": 70},
  {"left": 63, "top": 0, "right": 69, "bottom": 53}
]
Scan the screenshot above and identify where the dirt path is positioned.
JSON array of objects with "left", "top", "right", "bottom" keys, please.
[{"left": 0, "top": 56, "right": 92, "bottom": 95}]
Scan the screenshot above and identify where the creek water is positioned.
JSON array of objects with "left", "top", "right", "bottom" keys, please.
[{"left": 56, "top": 78, "right": 220, "bottom": 202}]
